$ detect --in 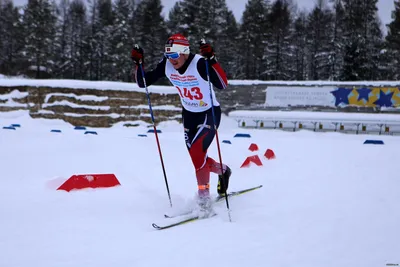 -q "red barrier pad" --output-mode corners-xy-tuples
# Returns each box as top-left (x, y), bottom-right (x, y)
(248, 143), (259, 152)
(57, 174), (120, 192)
(240, 155), (263, 168)
(264, 149), (276, 160)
